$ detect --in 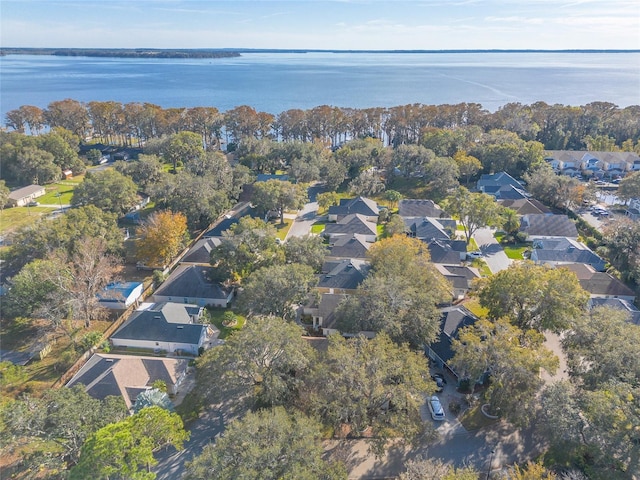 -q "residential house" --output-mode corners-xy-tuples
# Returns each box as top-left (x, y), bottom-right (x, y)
(530, 237), (606, 271)
(7, 184), (46, 207)
(110, 302), (210, 356)
(97, 282), (144, 310)
(323, 214), (378, 243)
(326, 234), (372, 261)
(152, 265), (234, 307)
(327, 196), (379, 222)
(203, 216), (239, 238)
(434, 264), (481, 301)
(544, 151), (587, 176)
(498, 198), (551, 216)
(426, 239), (467, 265)
(589, 297), (640, 325)
(545, 151), (640, 177)
(425, 306), (479, 379)
(181, 237), (222, 264)
(519, 214), (578, 240)
(398, 199), (445, 218)
(317, 259), (370, 294)
(303, 293), (349, 336)
(561, 264), (636, 302)
(477, 172), (523, 195)
(66, 353), (190, 410)
(626, 198), (640, 220)
(403, 217), (456, 242)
